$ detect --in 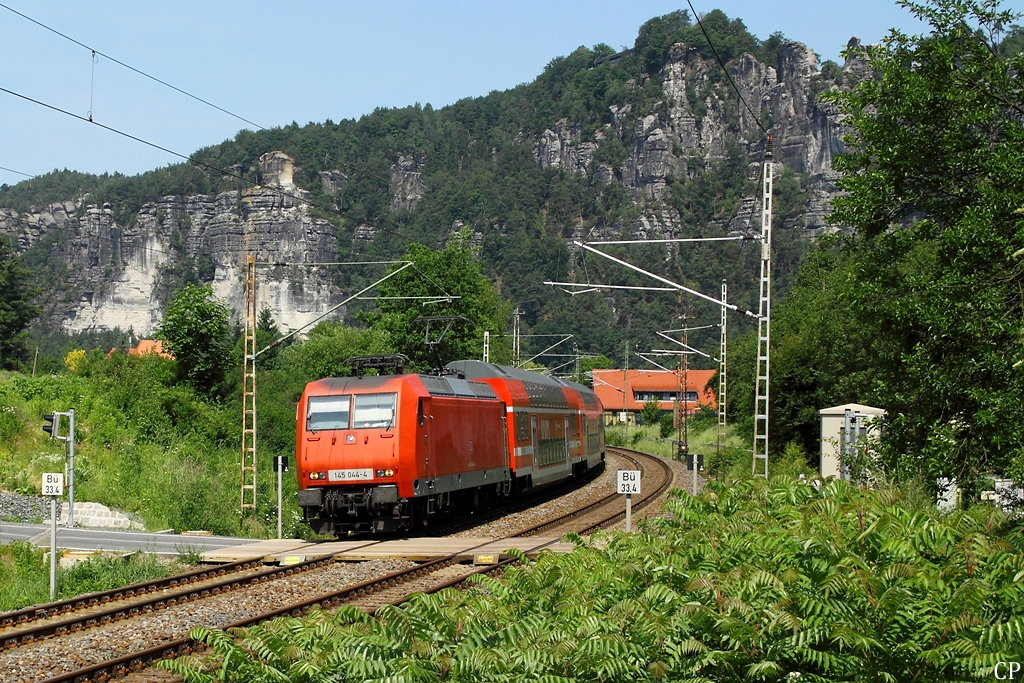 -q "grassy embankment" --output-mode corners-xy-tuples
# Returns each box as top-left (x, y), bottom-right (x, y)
(163, 475), (1024, 681)
(0, 350), (307, 612)
(0, 542), (197, 611)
